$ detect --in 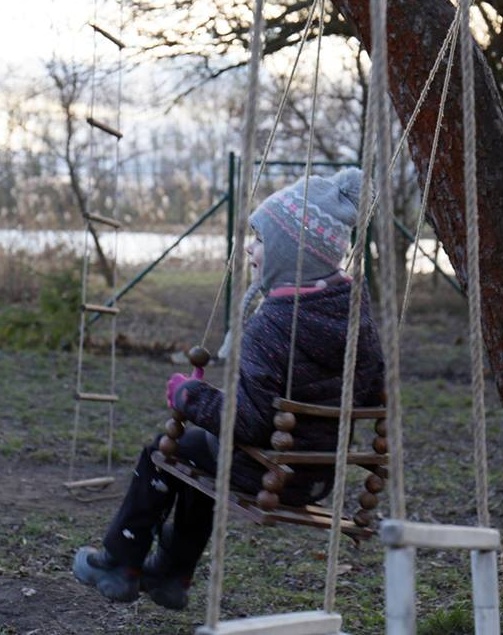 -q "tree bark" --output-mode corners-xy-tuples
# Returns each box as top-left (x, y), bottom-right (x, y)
(333, 0), (503, 401)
